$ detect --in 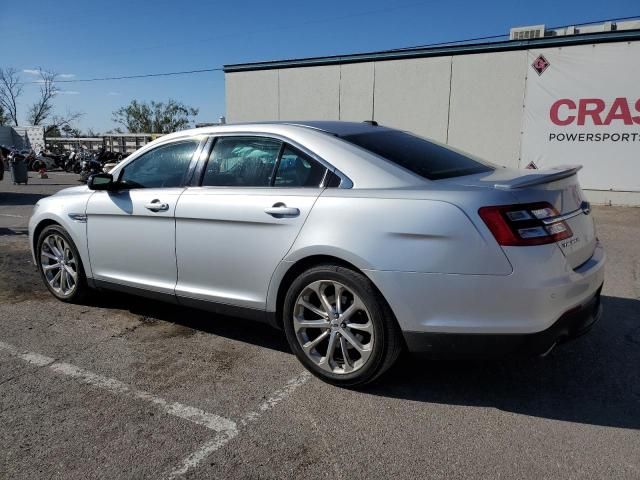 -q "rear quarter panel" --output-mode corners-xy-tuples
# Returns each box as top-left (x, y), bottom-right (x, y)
(281, 191), (513, 275)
